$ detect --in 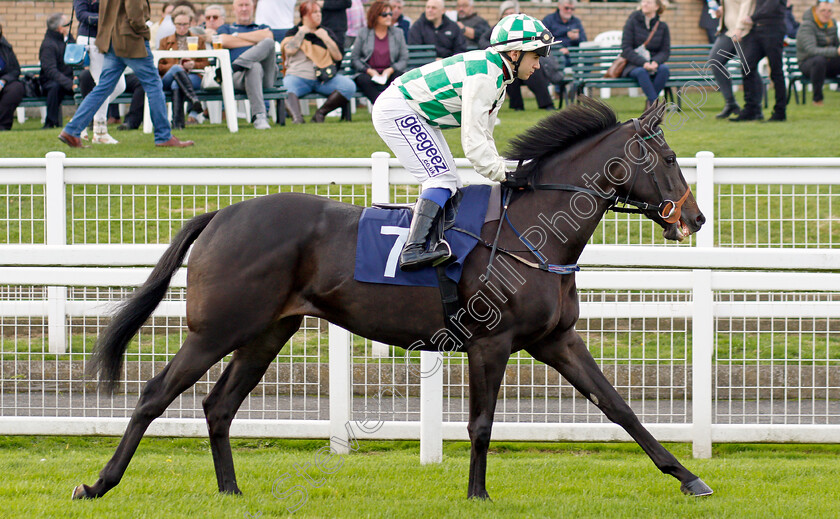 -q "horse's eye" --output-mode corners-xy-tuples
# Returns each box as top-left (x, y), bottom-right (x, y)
(665, 155), (676, 165)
